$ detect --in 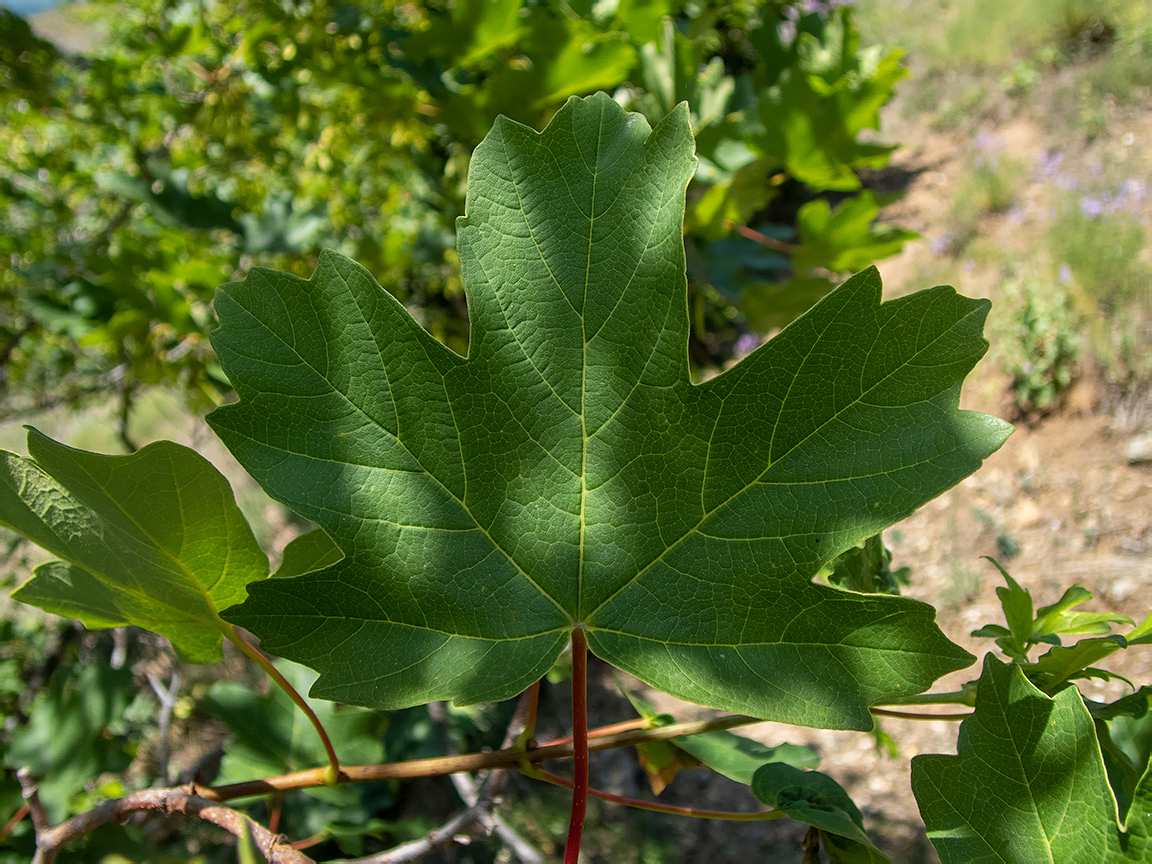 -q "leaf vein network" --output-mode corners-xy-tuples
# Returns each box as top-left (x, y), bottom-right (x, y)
(498, 127), (583, 322)
(225, 293), (571, 621)
(575, 106), (600, 622)
(301, 502), (481, 532)
(547, 144), (592, 222)
(63, 452), (223, 618)
(585, 301), (979, 622)
(275, 606), (570, 642)
(588, 627), (948, 654)
(583, 288), (673, 443)
(1000, 692), (1057, 863)
(469, 235), (581, 423)
(335, 262), (407, 448)
(583, 163), (669, 348)
(58, 557), (220, 627)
